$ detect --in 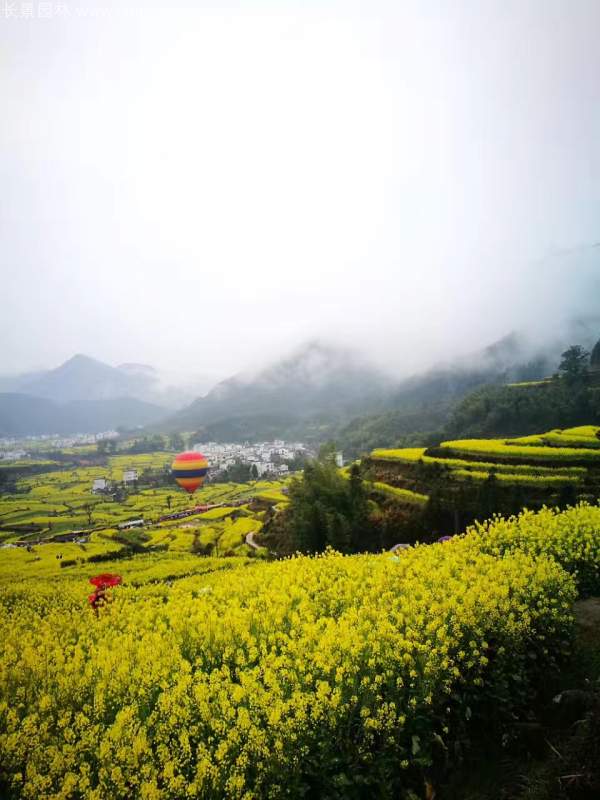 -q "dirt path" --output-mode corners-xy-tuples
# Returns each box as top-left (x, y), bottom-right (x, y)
(245, 531), (261, 550)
